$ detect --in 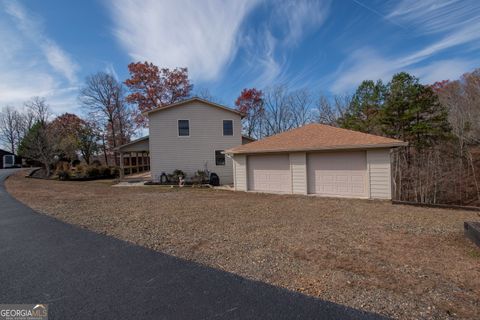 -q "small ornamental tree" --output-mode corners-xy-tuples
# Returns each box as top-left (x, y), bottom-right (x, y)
(76, 121), (99, 165)
(18, 122), (58, 177)
(235, 88), (264, 139)
(125, 62), (192, 126)
(50, 113), (85, 161)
